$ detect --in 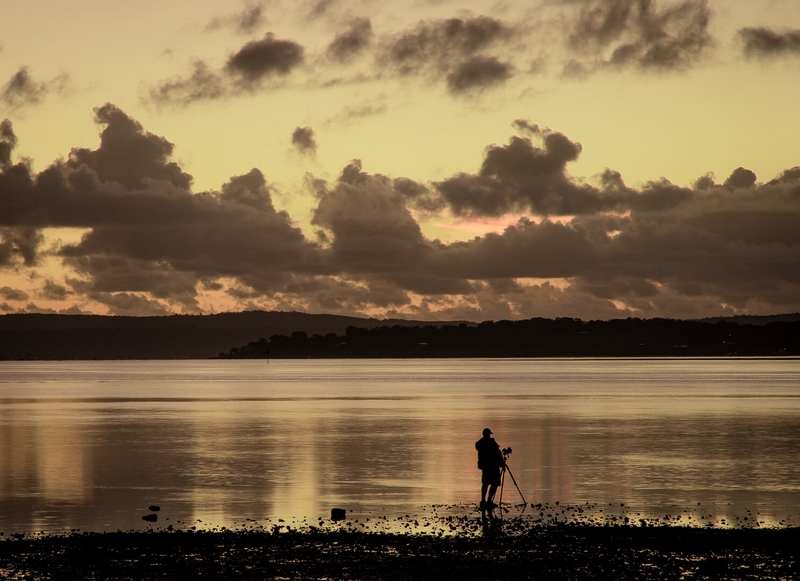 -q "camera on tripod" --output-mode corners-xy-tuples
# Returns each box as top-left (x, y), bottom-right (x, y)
(501, 447), (512, 459)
